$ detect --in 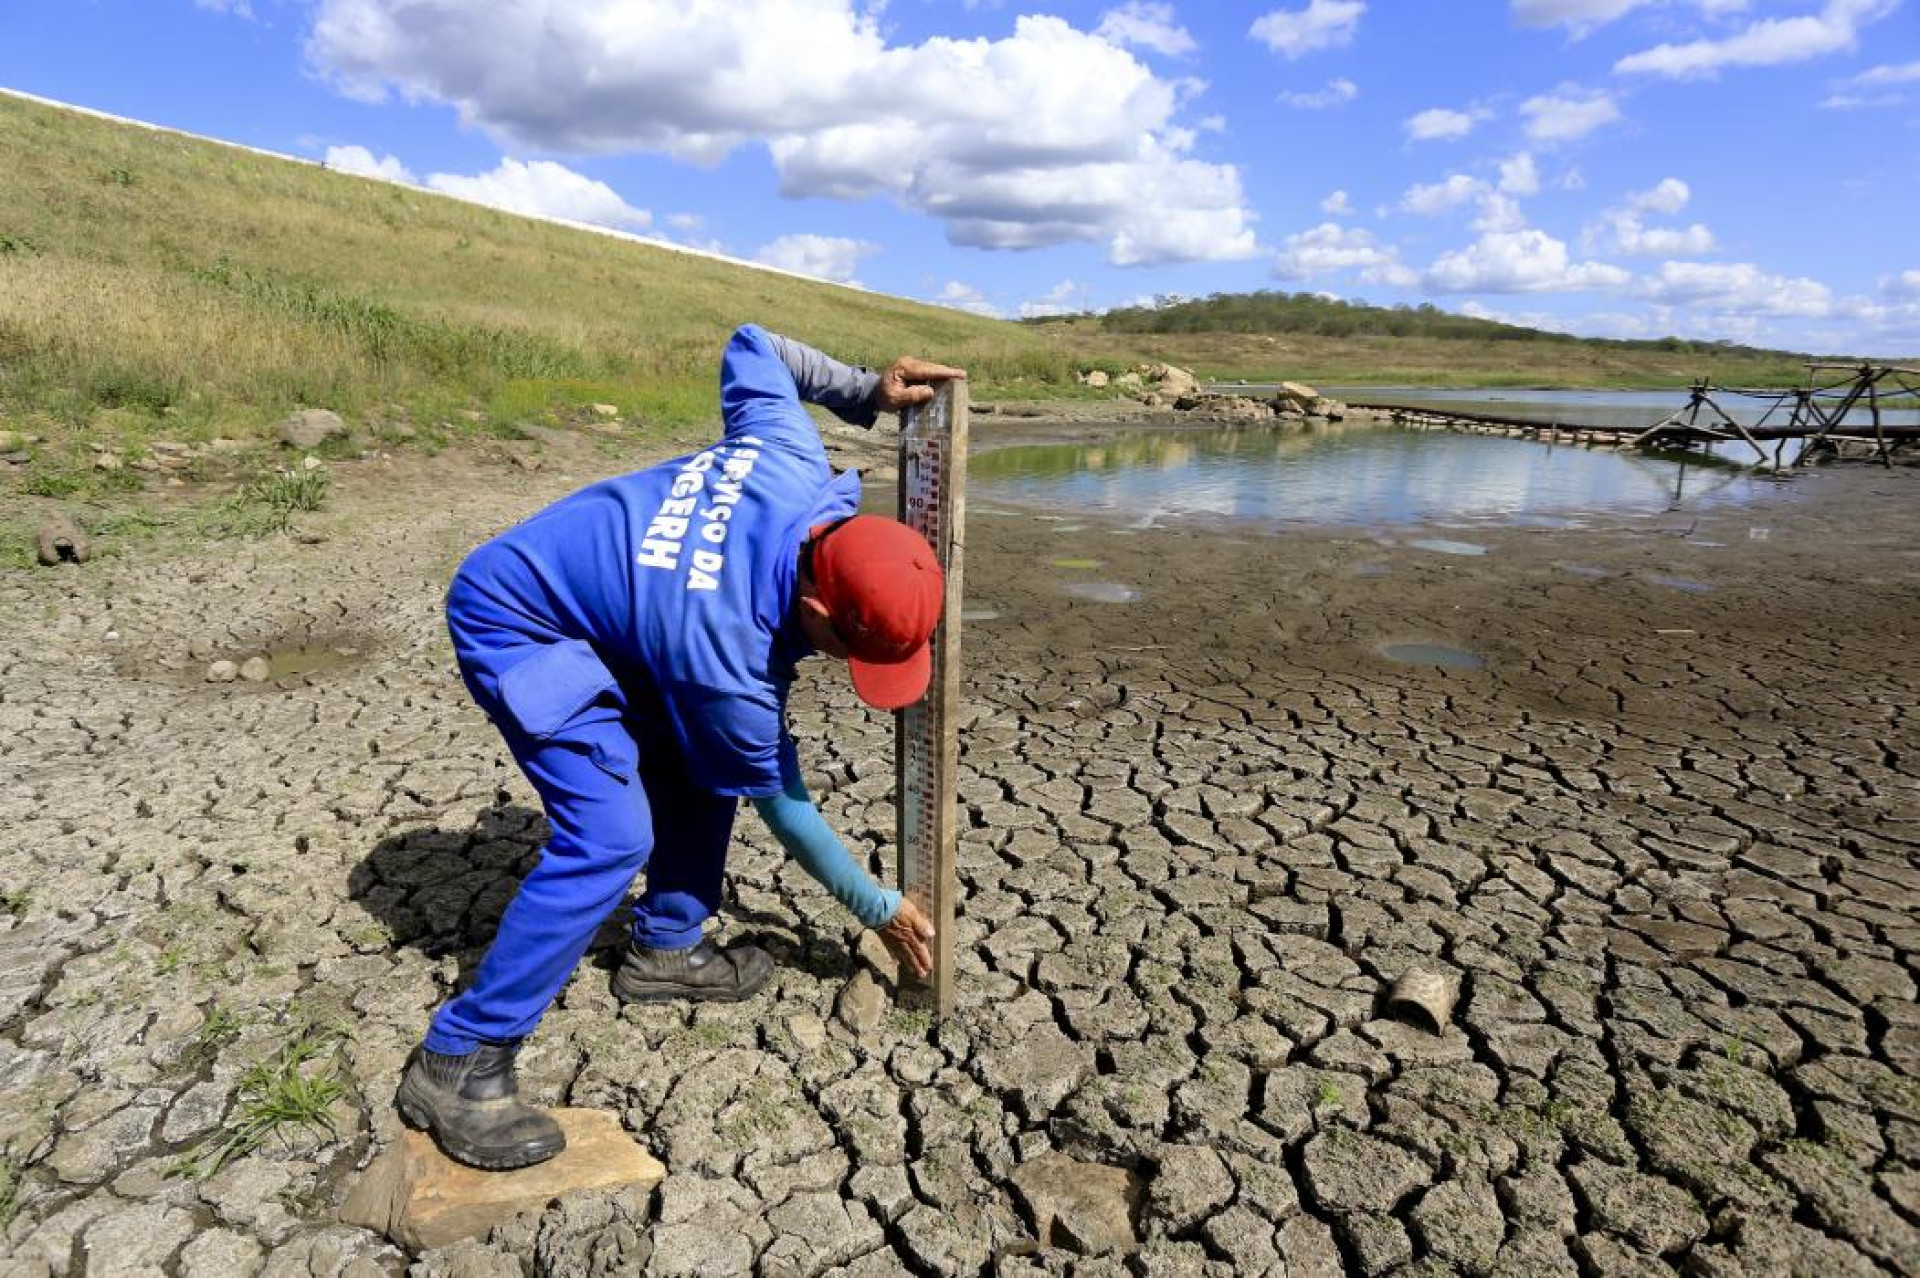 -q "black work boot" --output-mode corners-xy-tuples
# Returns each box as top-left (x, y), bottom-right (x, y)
(395, 1042), (566, 1171)
(612, 936), (774, 1004)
